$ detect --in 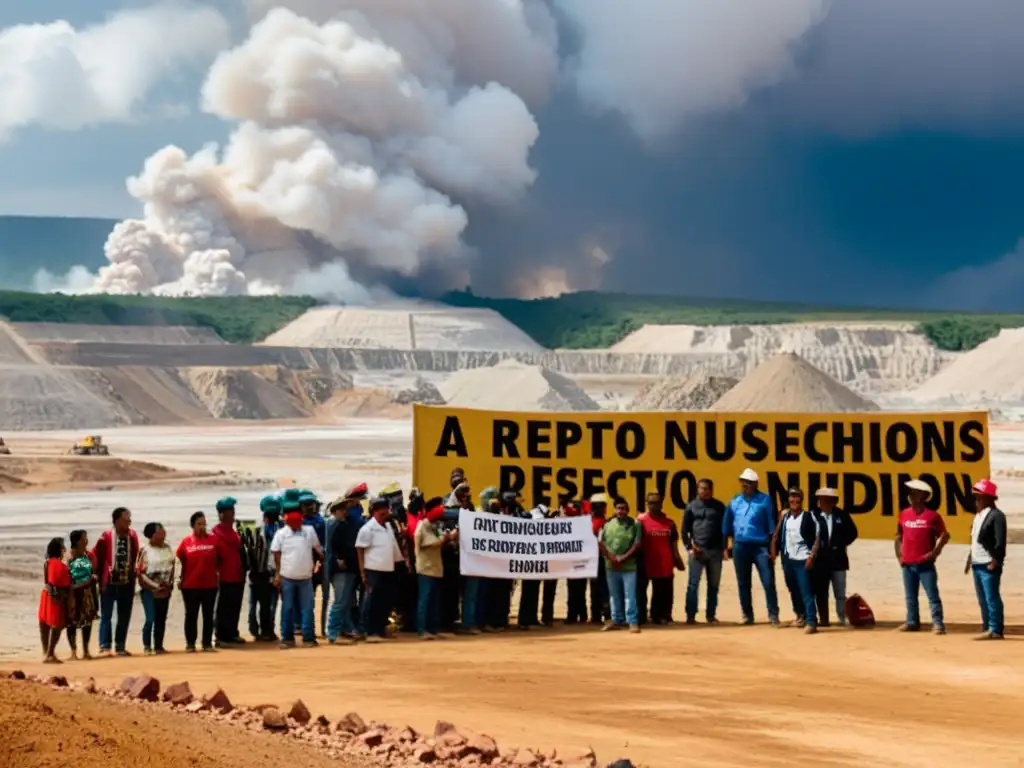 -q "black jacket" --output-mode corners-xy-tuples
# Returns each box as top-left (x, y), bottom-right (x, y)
(774, 512), (820, 563)
(683, 498), (725, 551)
(812, 507), (858, 571)
(974, 506), (1007, 564)
(327, 516), (360, 577)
